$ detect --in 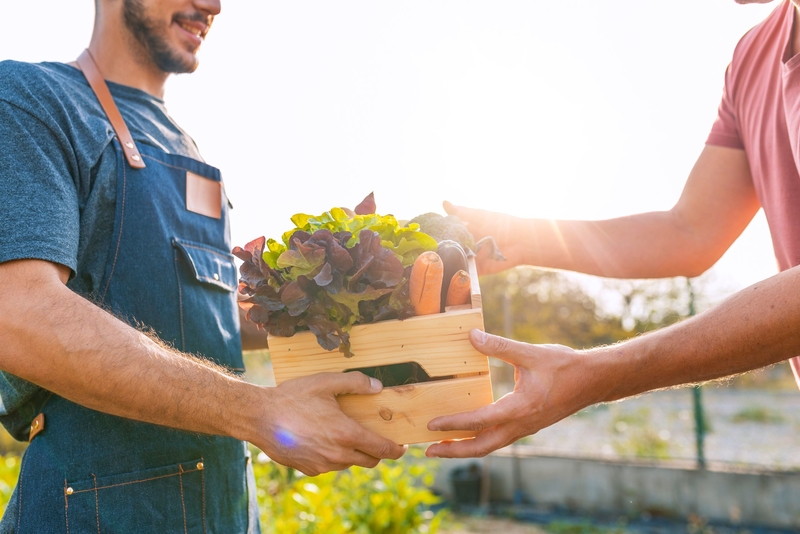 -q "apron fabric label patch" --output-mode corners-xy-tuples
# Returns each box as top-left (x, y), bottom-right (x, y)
(186, 171), (222, 219)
